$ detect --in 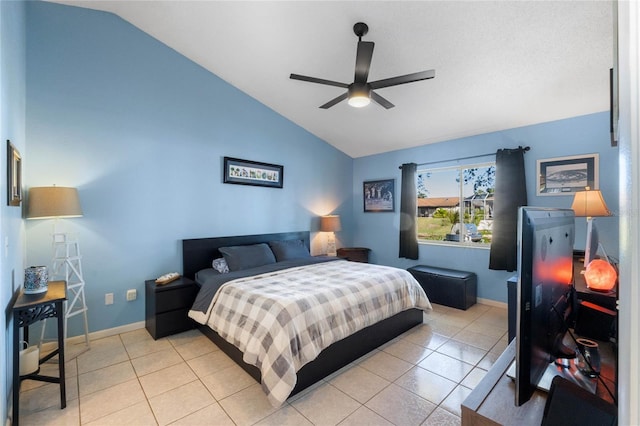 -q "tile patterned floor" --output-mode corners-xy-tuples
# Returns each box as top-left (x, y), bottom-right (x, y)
(18, 303), (508, 425)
